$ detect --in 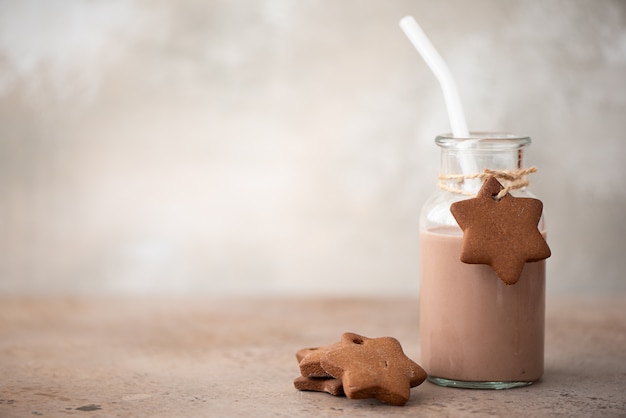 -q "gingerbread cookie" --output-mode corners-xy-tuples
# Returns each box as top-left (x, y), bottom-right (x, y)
(320, 333), (426, 406)
(450, 176), (551, 285)
(293, 375), (344, 396)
